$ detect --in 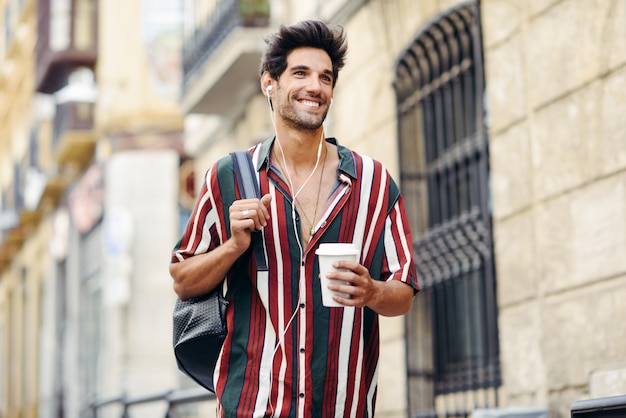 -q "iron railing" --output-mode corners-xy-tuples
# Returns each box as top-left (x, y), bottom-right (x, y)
(396, 1), (500, 416)
(35, 0), (98, 93)
(87, 387), (216, 418)
(181, 0), (240, 89)
(181, 0), (270, 90)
